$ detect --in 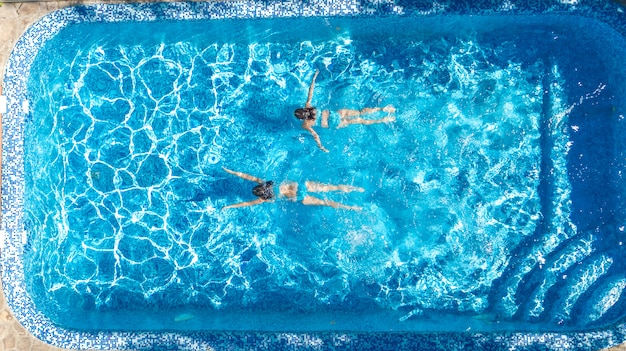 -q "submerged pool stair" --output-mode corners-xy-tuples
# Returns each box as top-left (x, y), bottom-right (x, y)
(489, 62), (626, 329)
